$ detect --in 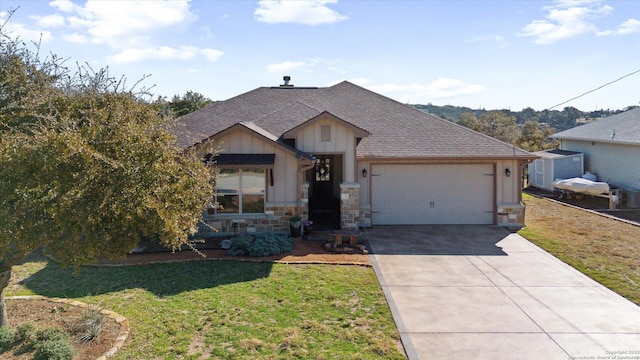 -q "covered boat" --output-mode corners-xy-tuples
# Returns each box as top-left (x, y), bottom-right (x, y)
(552, 177), (610, 195)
